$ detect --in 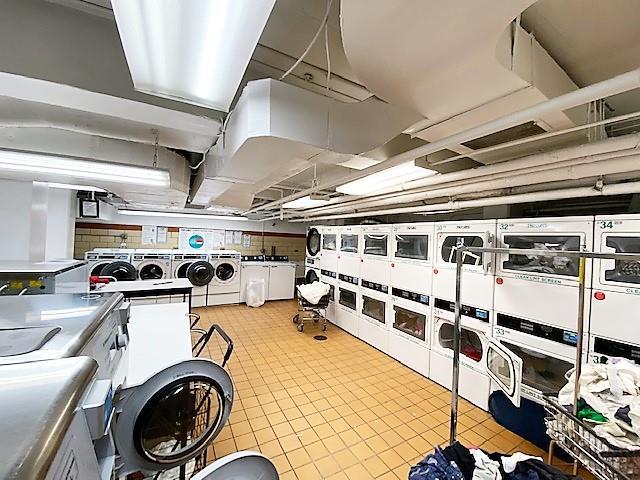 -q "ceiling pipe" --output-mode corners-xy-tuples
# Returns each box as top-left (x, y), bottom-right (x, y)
(290, 180), (640, 222)
(247, 67), (640, 214)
